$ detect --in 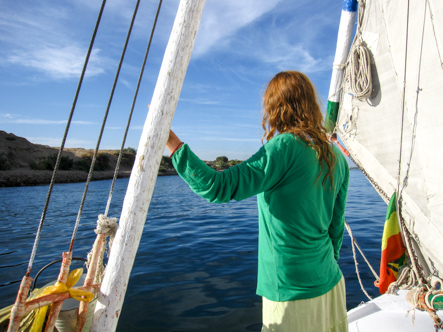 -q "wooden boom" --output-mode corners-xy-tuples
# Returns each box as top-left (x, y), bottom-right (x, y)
(89, 1), (206, 331)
